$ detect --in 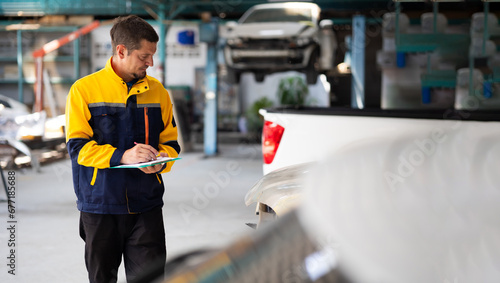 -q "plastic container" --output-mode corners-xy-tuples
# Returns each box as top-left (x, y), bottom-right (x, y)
(471, 13), (499, 35)
(382, 12), (409, 37)
(421, 13), (447, 34)
(177, 30), (195, 45)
